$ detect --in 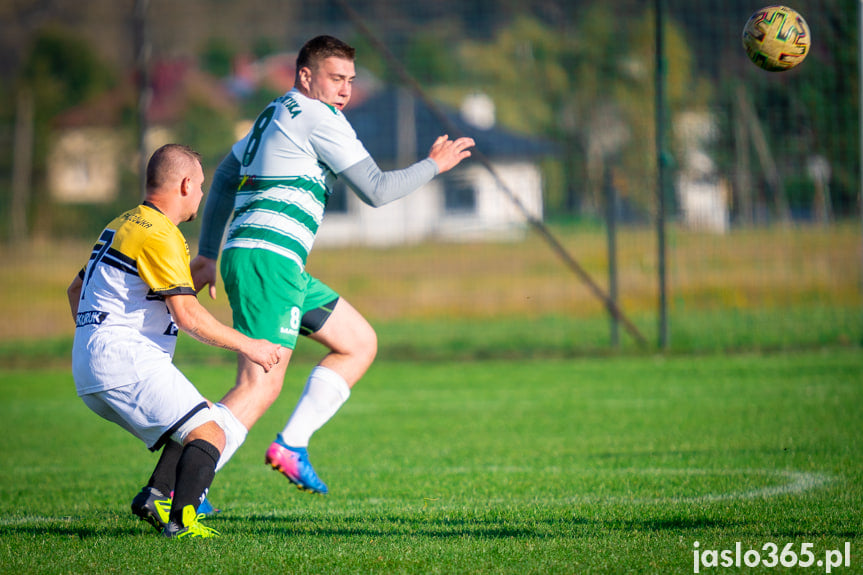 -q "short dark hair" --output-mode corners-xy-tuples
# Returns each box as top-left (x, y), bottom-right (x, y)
(146, 144), (201, 191)
(296, 35), (355, 72)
